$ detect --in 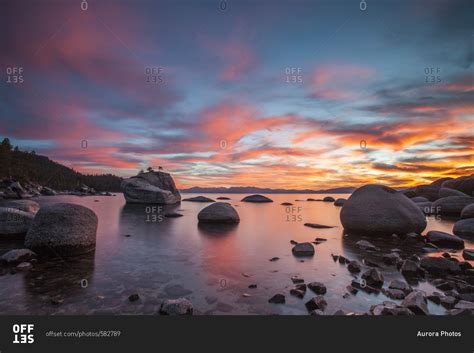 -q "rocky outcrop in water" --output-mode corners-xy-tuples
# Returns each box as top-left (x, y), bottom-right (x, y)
(121, 171), (181, 204)
(241, 194), (273, 203)
(340, 184), (427, 236)
(25, 203), (98, 256)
